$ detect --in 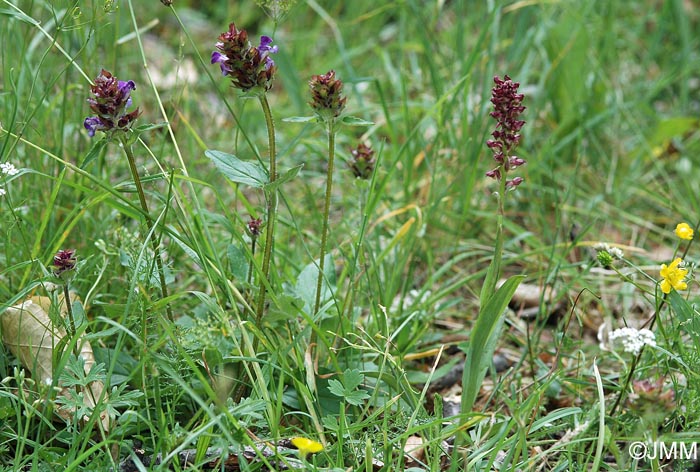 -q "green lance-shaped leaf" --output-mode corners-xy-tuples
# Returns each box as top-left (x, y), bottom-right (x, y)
(461, 274), (525, 414)
(264, 164), (304, 193)
(205, 150), (269, 188)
